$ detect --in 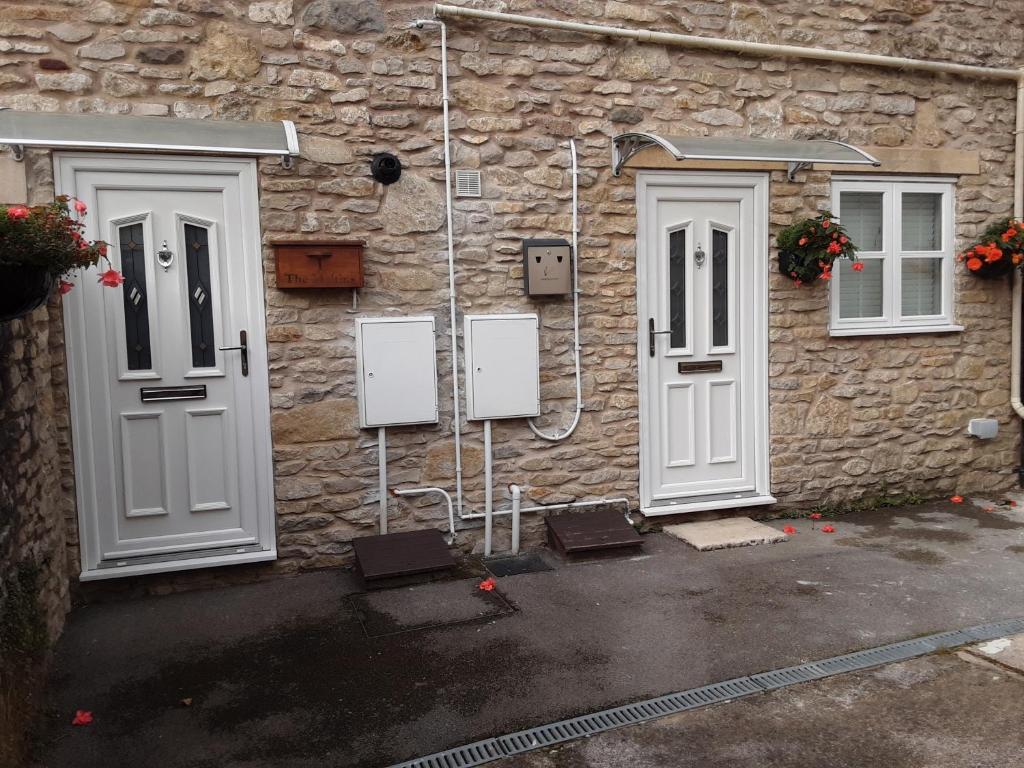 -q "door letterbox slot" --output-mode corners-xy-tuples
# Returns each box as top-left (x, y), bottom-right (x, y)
(677, 361), (723, 374)
(140, 385), (207, 402)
